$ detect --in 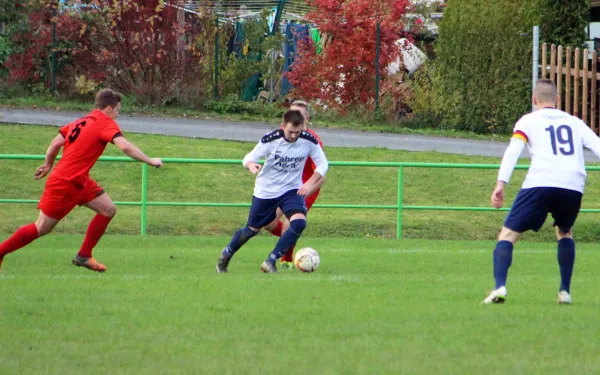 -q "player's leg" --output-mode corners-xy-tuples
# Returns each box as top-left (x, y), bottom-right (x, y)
(550, 188), (582, 305)
(72, 187), (116, 272)
(0, 178), (75, 270)
(555, 227), (574, 304)
(264, 208), (286, 237)
(280, 194), (317, 266)
(482, 227), (521, 304)
(483, 188), (547, 304)
(261, 191), (307, 273)
(217, 196), (276, 273)
(266, 214), (295, 269)
(0, 211), (58, 270)
(278, 217), (295, 267)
